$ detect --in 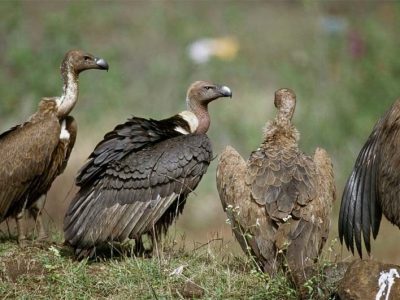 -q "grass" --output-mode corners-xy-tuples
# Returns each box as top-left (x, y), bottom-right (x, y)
(0, 234), (299, 299)
(0, 230), (348, 299)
